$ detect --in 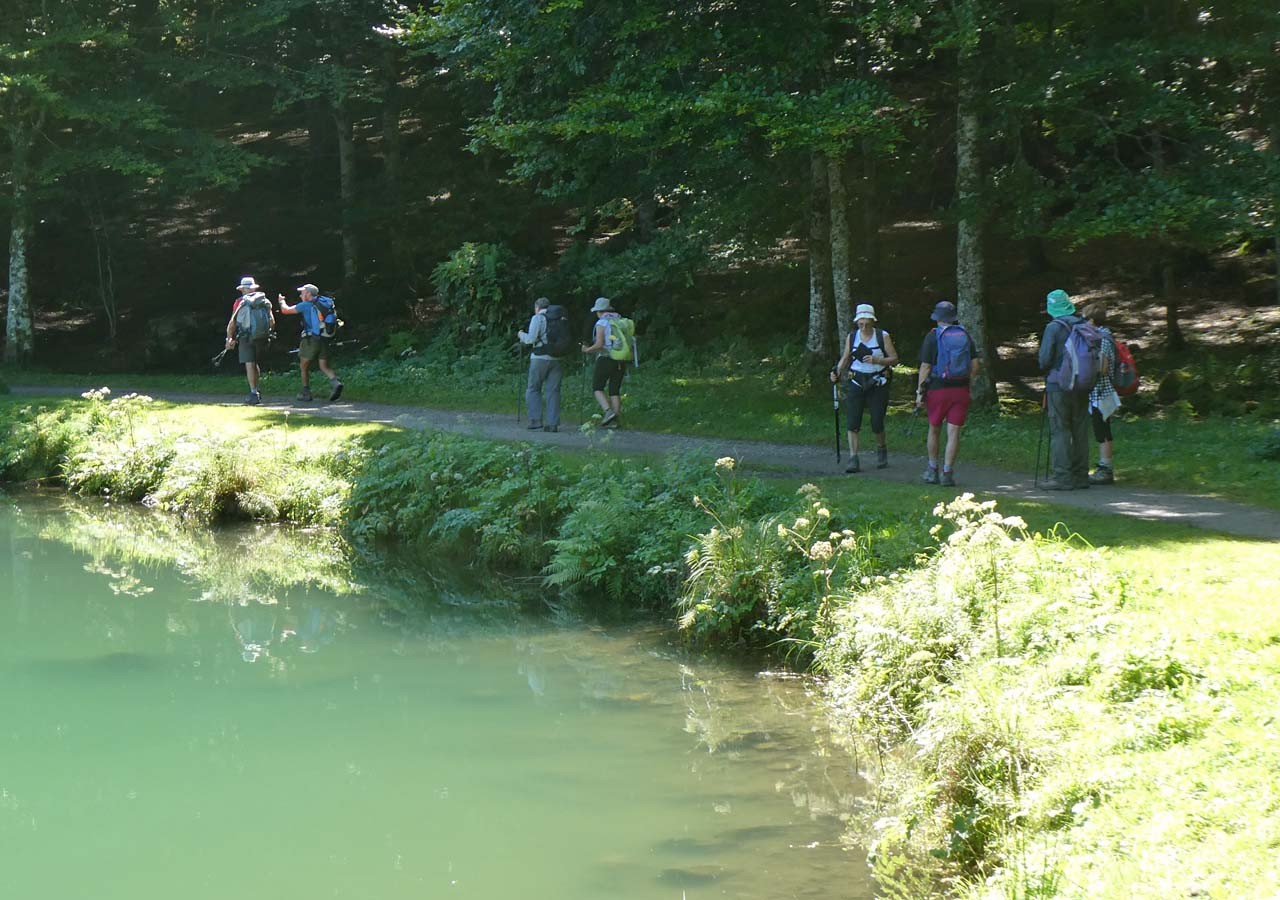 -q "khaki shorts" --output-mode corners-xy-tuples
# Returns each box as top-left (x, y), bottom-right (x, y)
(238, 337), (266, 364)
(298, 335), (327, 363)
